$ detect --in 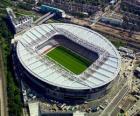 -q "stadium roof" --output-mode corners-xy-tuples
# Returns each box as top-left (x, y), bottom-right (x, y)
(16, 23), (121, 90)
